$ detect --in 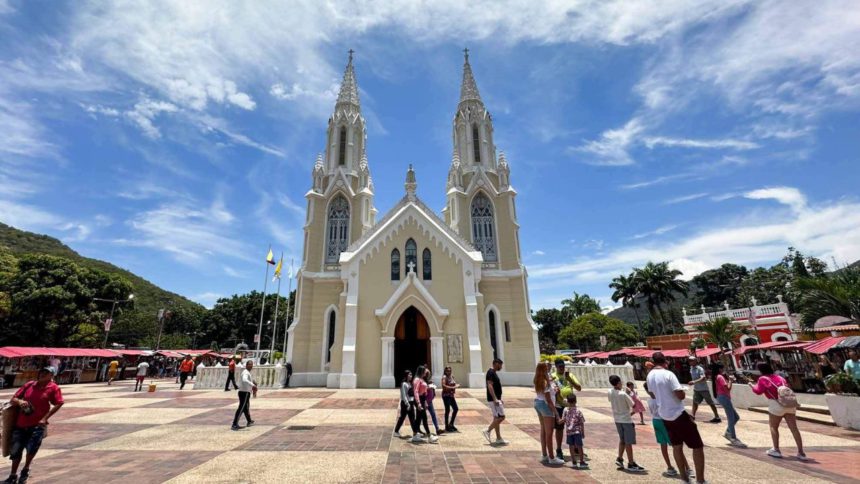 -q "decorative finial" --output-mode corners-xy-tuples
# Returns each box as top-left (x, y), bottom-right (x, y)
(314, 152), (324, 169)
(463, 47), (469, 62)
(336, 50), (360, 108)
(405, 164), (417, 200)
(348, 48), (354, 63)
(459, 48), (482, 105)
